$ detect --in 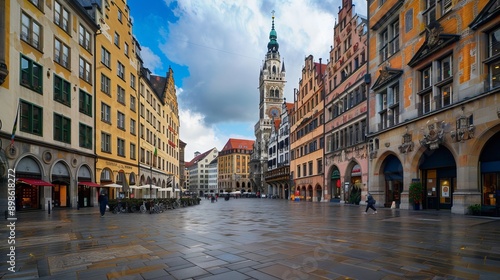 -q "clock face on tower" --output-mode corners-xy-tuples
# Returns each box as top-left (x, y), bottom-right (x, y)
(267, 106), (280, 118)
